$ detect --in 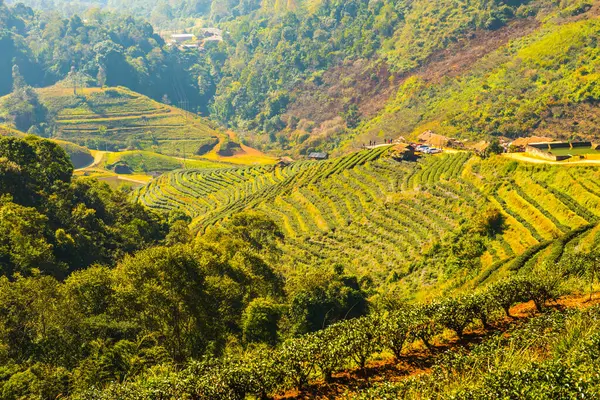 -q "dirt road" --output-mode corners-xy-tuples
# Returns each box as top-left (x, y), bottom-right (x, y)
(503, 153), (600, 165)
